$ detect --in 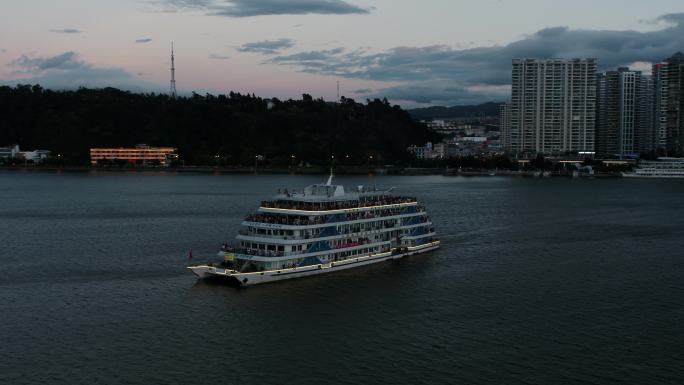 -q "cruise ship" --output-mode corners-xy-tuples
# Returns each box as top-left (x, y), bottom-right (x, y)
(622, 158), (684, 178)
(188, 174), (440, 286)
